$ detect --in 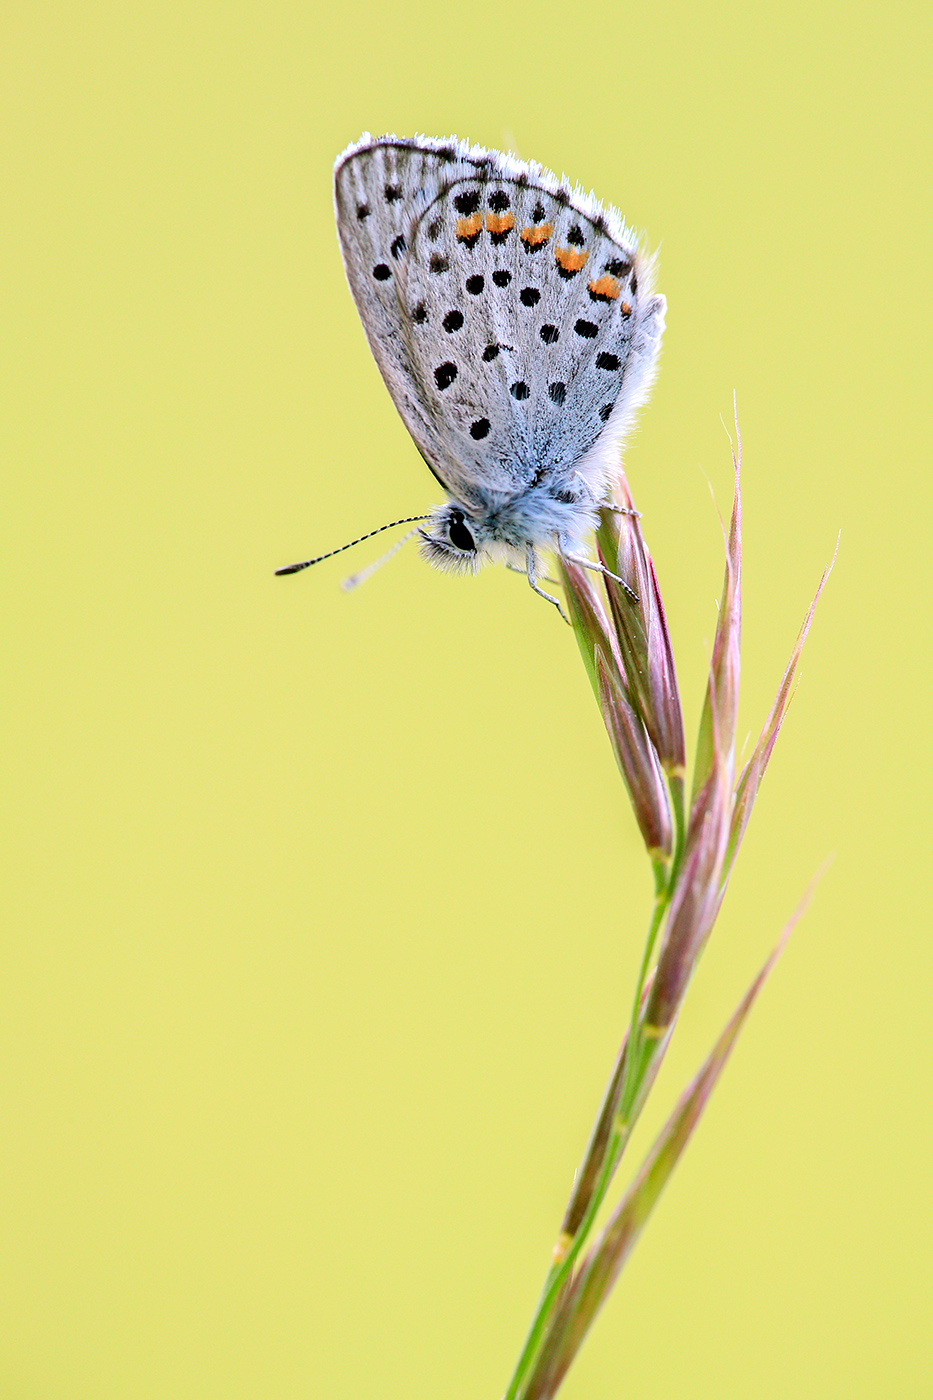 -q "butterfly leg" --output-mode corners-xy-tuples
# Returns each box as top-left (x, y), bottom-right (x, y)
(526, 544), (570, 624)
(600, 503), (642, 519)
(561, 553), (639, 605)
(569, 472), (641, 520)
(506, 561), (560, 586)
